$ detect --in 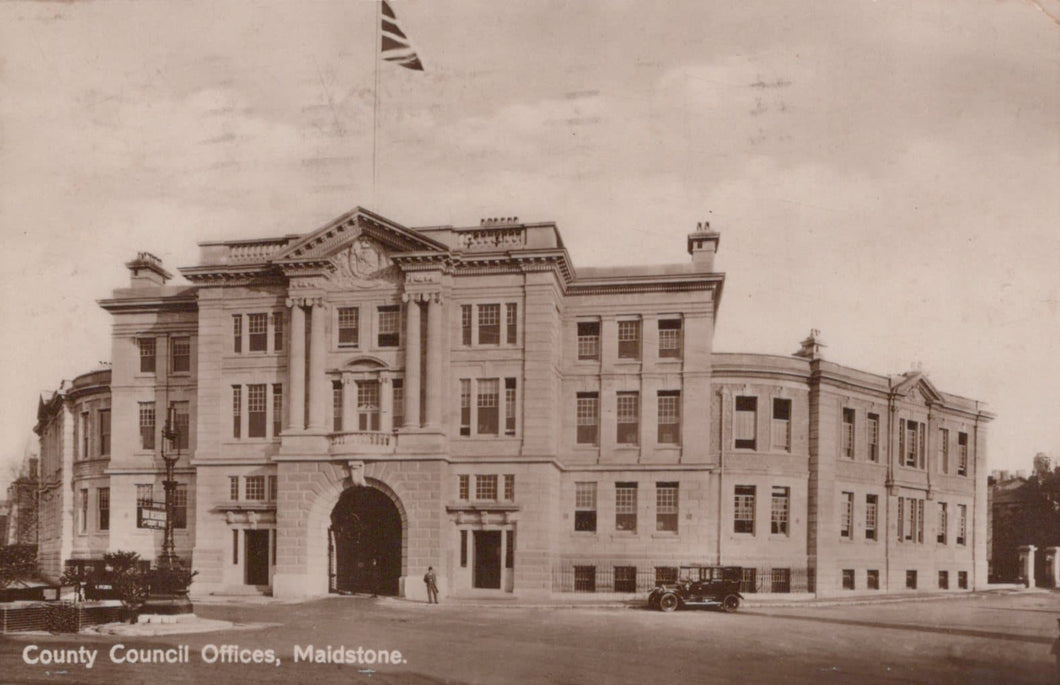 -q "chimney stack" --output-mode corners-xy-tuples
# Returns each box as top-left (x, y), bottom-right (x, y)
(793, 329), (826, 361)
(687, 219), (721, 272)
(125, 252), (172, 288)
